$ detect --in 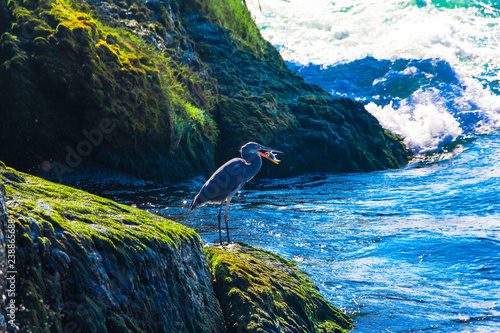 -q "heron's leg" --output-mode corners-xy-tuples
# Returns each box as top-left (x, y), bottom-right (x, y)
(217, 202), (224, 245)
(224, 197), (232, 244)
